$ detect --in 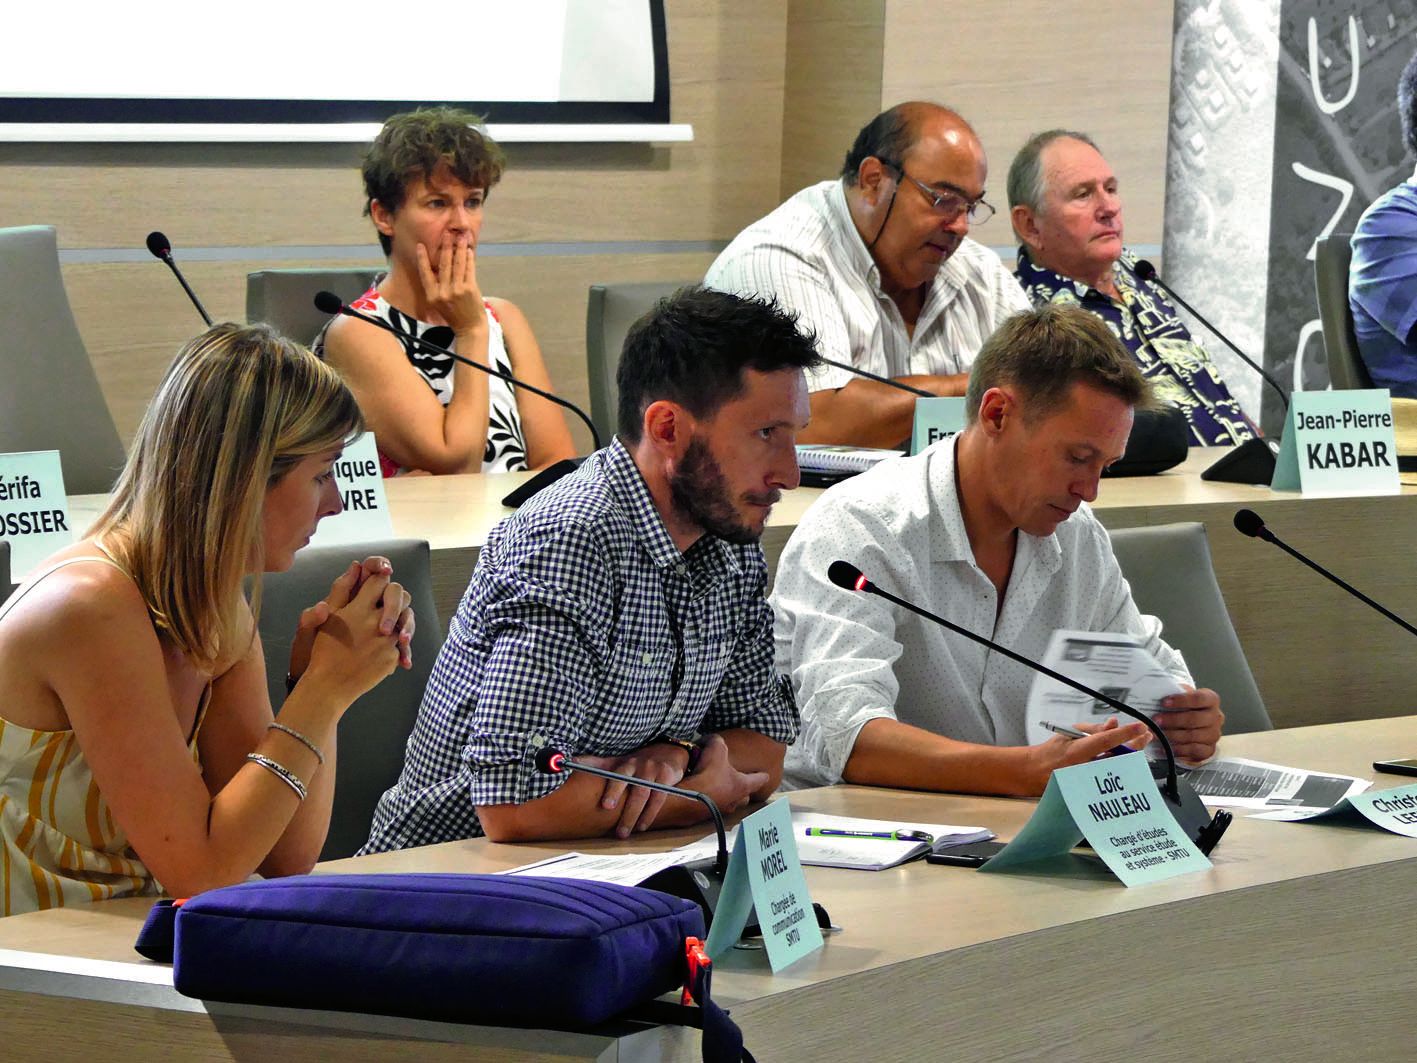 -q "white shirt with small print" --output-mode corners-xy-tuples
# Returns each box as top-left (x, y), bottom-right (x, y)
(705, 180), (1030, 391)
(770, 435), (1192, 788)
